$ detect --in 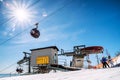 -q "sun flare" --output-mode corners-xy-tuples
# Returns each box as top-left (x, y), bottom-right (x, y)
(4, 0), (37, 28)
(13, 8), (30, 22)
